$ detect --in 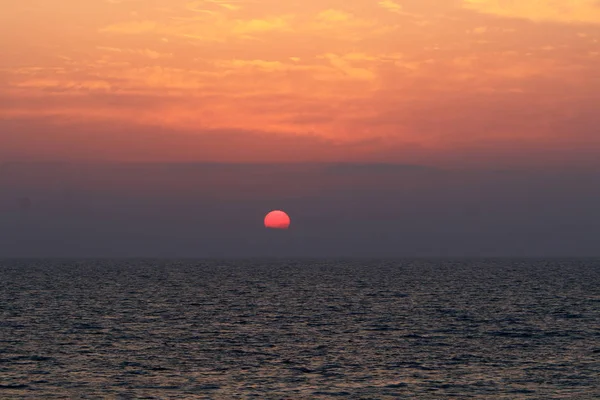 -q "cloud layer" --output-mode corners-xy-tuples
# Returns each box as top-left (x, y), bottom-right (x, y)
(1, 0), (599, 166)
